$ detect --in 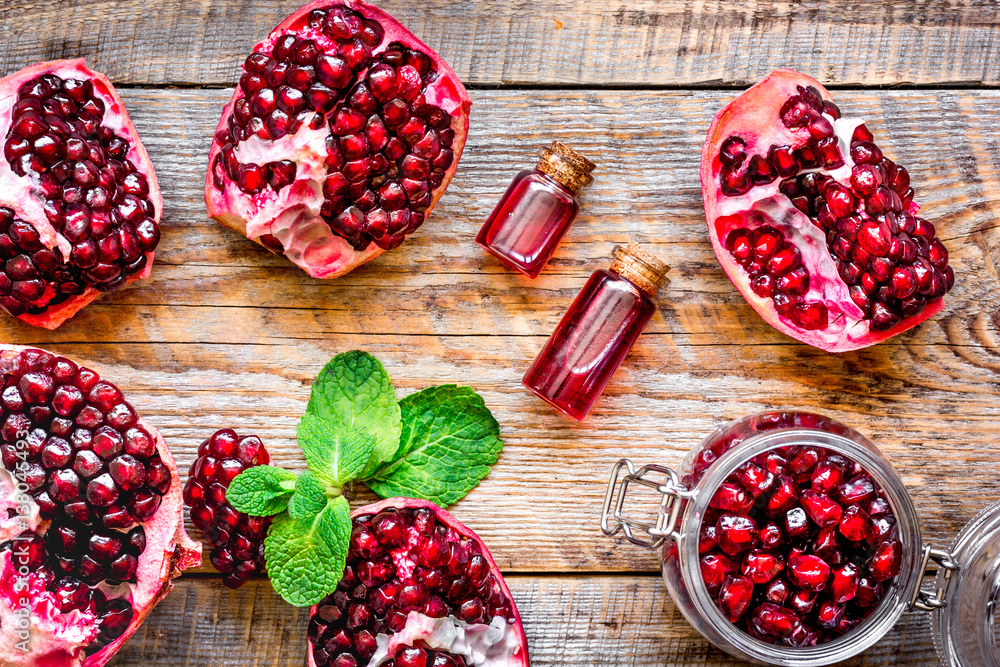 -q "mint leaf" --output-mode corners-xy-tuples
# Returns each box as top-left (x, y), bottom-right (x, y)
(287, 471), (329, 520)
(226, 466), (296, 517)
(264, 495), (351, 607)
(306, 351), (401, 478)
(366, 385), (503, 507)
(298, 413), (377, 490)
